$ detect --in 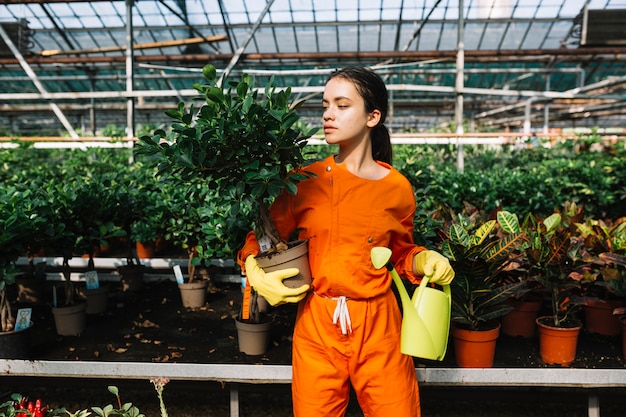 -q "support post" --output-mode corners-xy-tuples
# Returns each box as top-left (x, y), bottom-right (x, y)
(455, 0), (465, 173)
(126, 0), (135, 140)
(230, 385), (240, 417)
(588, 390), (600, 417)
